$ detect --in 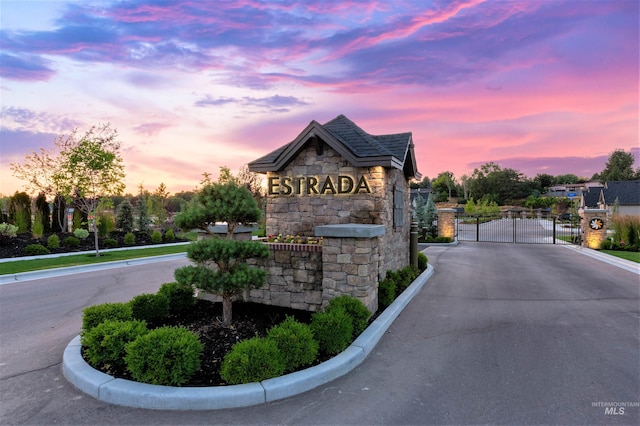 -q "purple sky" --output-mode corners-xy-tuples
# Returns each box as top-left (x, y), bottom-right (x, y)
(1, 0), (638, 195)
